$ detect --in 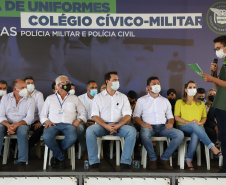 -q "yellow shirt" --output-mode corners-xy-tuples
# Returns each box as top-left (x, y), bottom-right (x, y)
(174, 99), (207, 126)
